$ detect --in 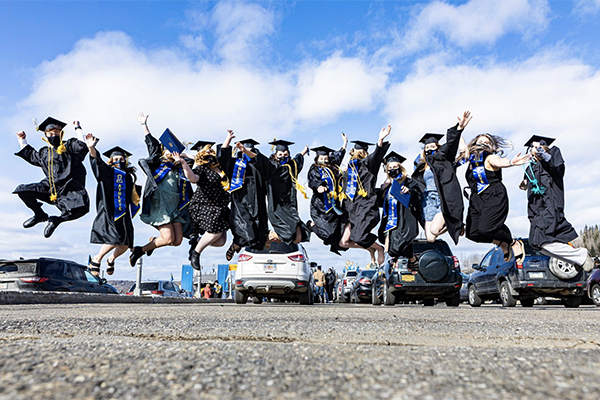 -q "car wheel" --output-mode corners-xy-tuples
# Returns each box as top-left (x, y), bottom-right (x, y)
(372, 284), (381, 306)
(299, 288), (311, 305)
(499, 281), (517, 307)
(234, 291), (248, 305)
(548, 257), (579, 280)
(520, 298), (535, 307)
(468, 285), (482, 307)
(562, 296), (582, 308)
(445, 293), (460, 307)
(591, 284), (600, 307)
(383, 282), (395, 306)
(308, 287), (315, 305)
(423, 298), (435, 307)
(252, 296), (263, 305)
